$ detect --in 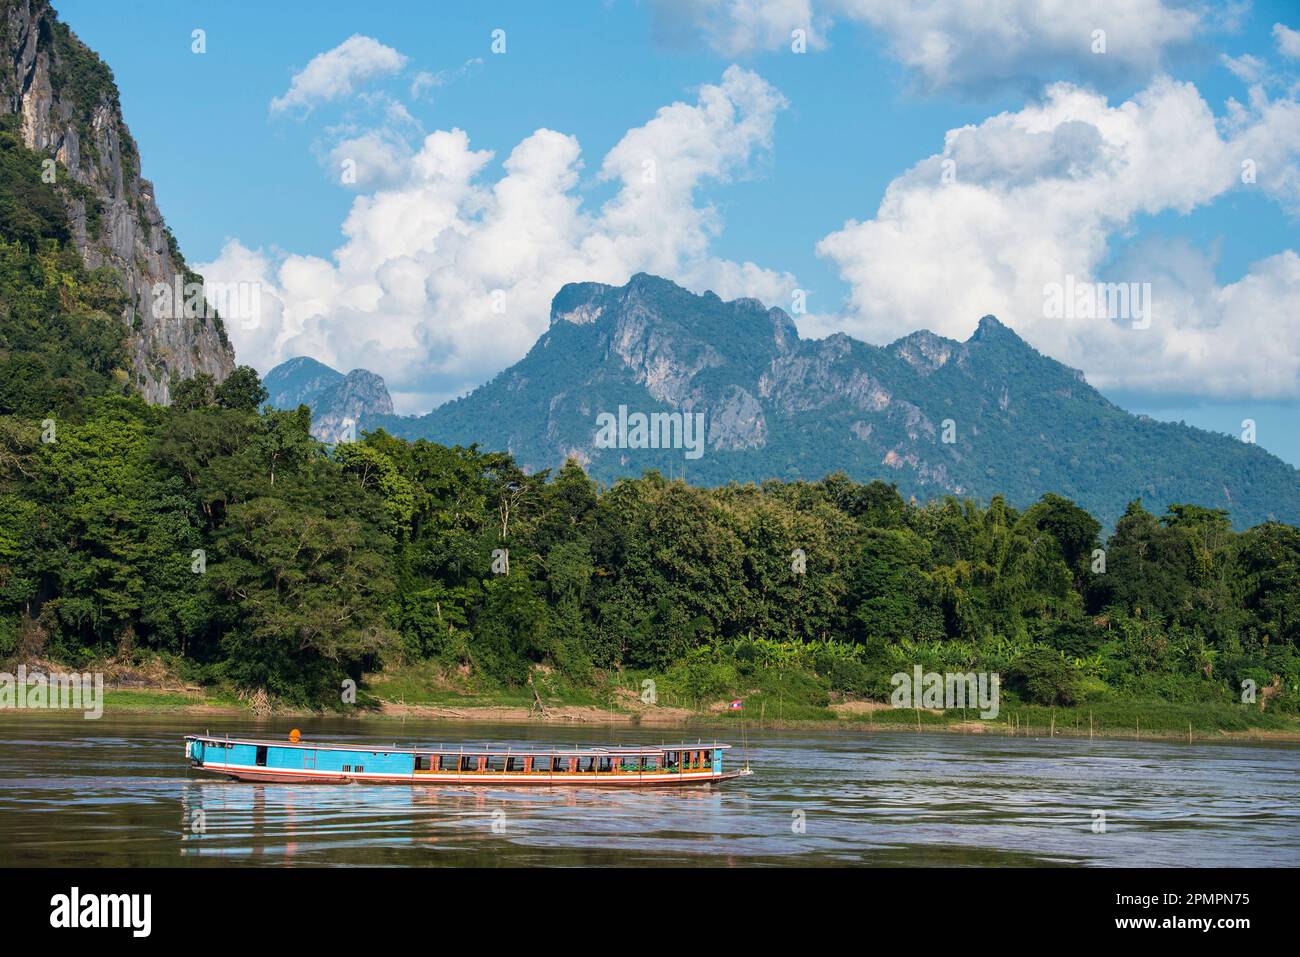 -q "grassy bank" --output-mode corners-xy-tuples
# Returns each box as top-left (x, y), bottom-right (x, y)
(818, 699), (1300, 739)
(101, 688), (244, 713)
(56, 661), (1300, 744)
